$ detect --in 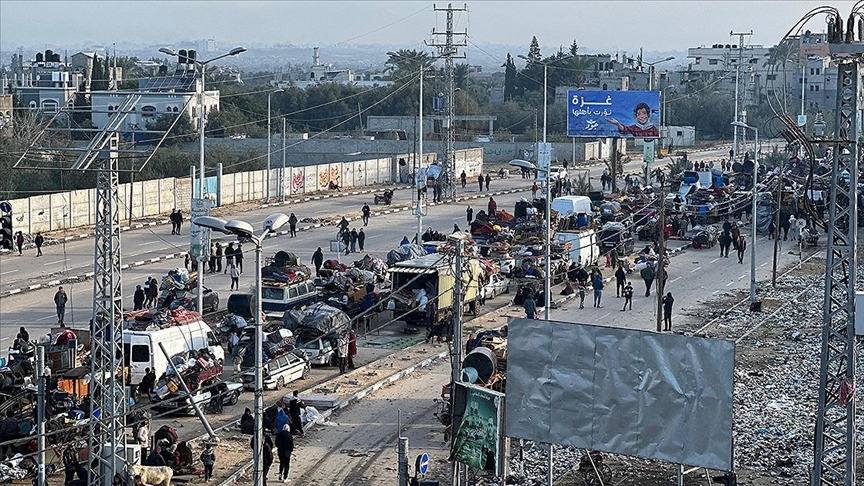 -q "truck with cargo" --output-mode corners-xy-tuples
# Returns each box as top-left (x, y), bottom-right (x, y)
(387, 253), (484, 327)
